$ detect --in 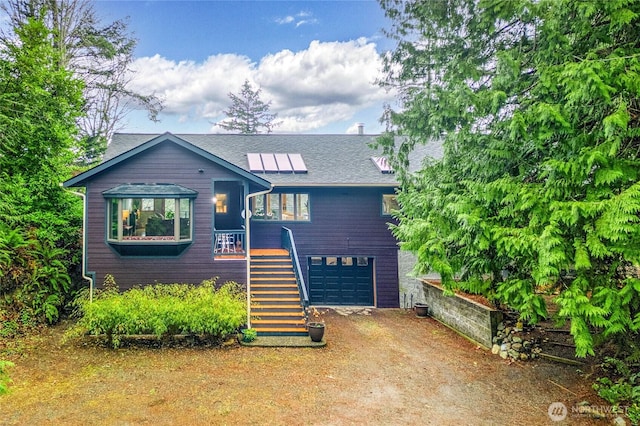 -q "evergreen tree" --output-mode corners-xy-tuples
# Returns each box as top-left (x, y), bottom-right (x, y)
(2, 0), (163, 166)
(219, 79), (279, 134)
(0, 12), (84, 322)
(0, 12), (84, 238)
(378, 0), (640, 356)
